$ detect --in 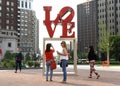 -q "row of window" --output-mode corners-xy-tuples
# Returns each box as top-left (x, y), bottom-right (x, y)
(0, 1), (14, 6)
(0, 25), (14, 30)
(98, 13), (120, 19)
(0, 6), (14, 12)
(20, 43), (32, 47)
(98, 6), (120, 13)
(18, 1), (31, 9)
(98, 0), (117, 6)
(1, 31), (17, 36)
